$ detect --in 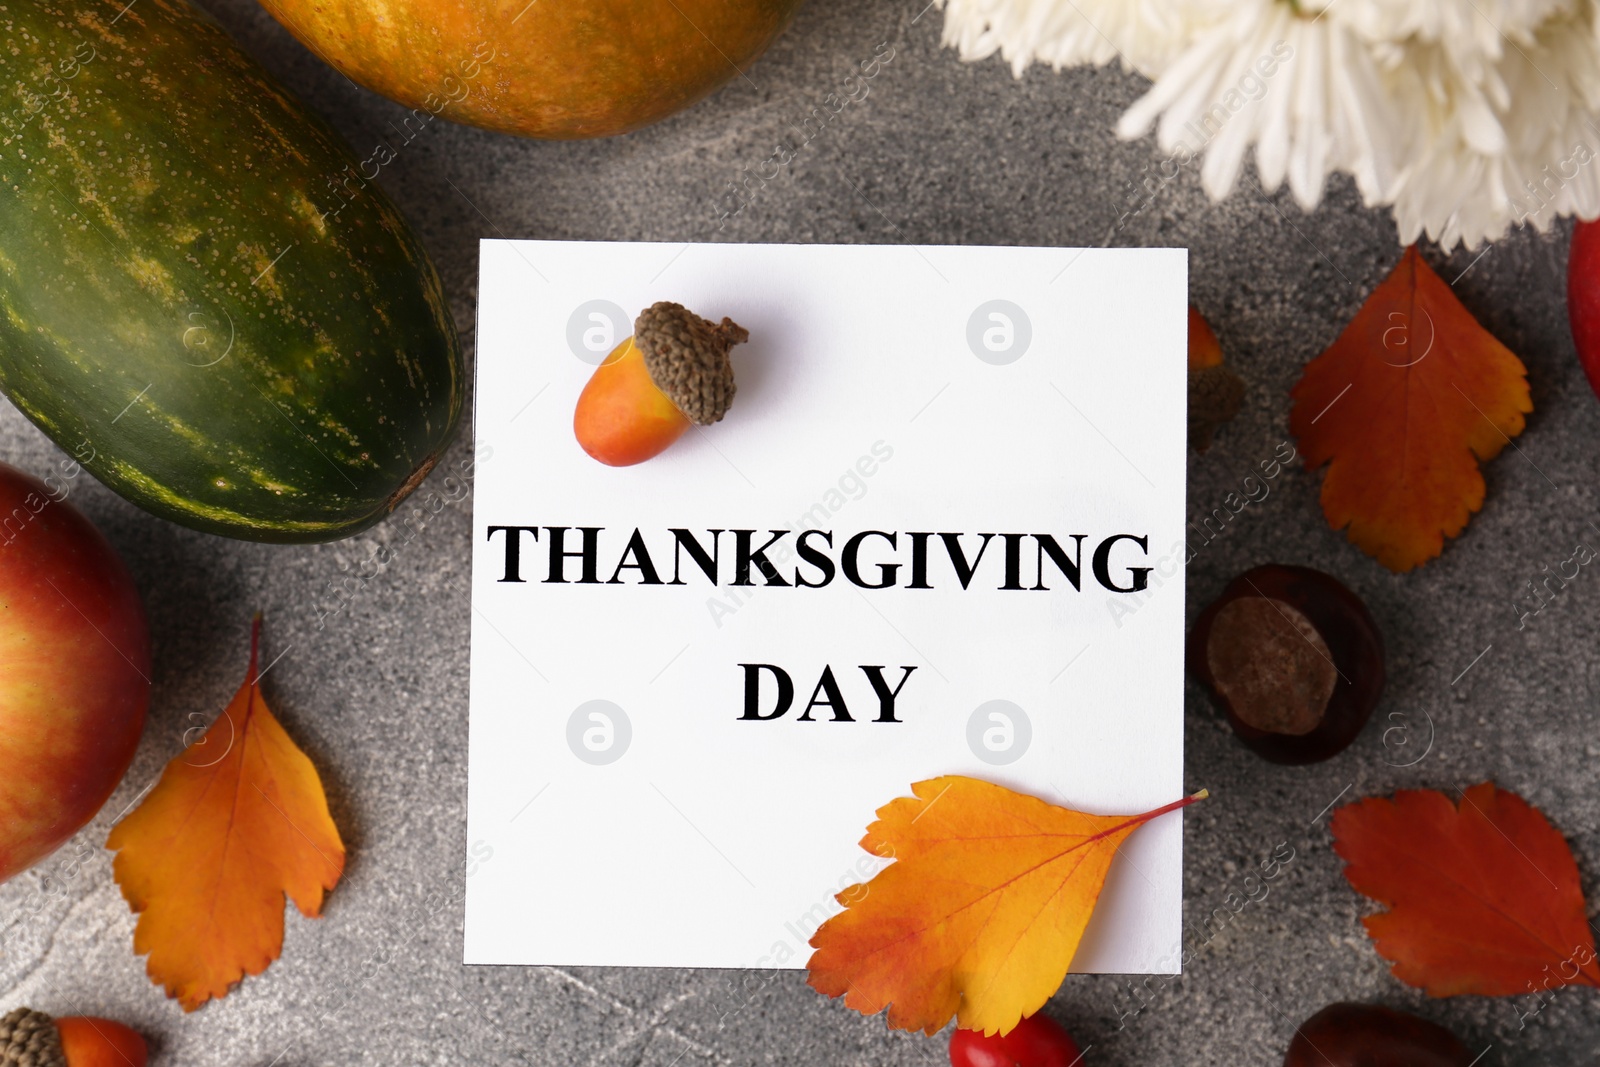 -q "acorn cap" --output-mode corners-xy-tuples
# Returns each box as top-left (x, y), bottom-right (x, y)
(634, 302), (747, 425)
(0, 1008), (64, 1067)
